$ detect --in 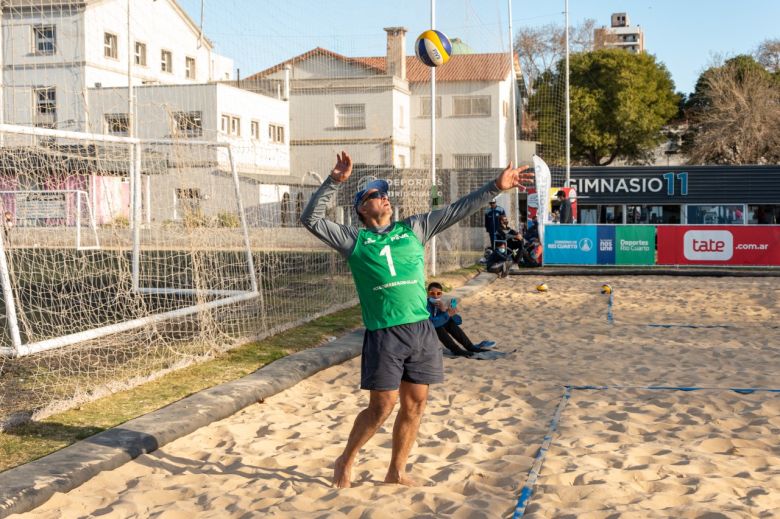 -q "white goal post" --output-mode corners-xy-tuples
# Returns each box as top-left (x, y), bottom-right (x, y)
(0, 123), (260, 358)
